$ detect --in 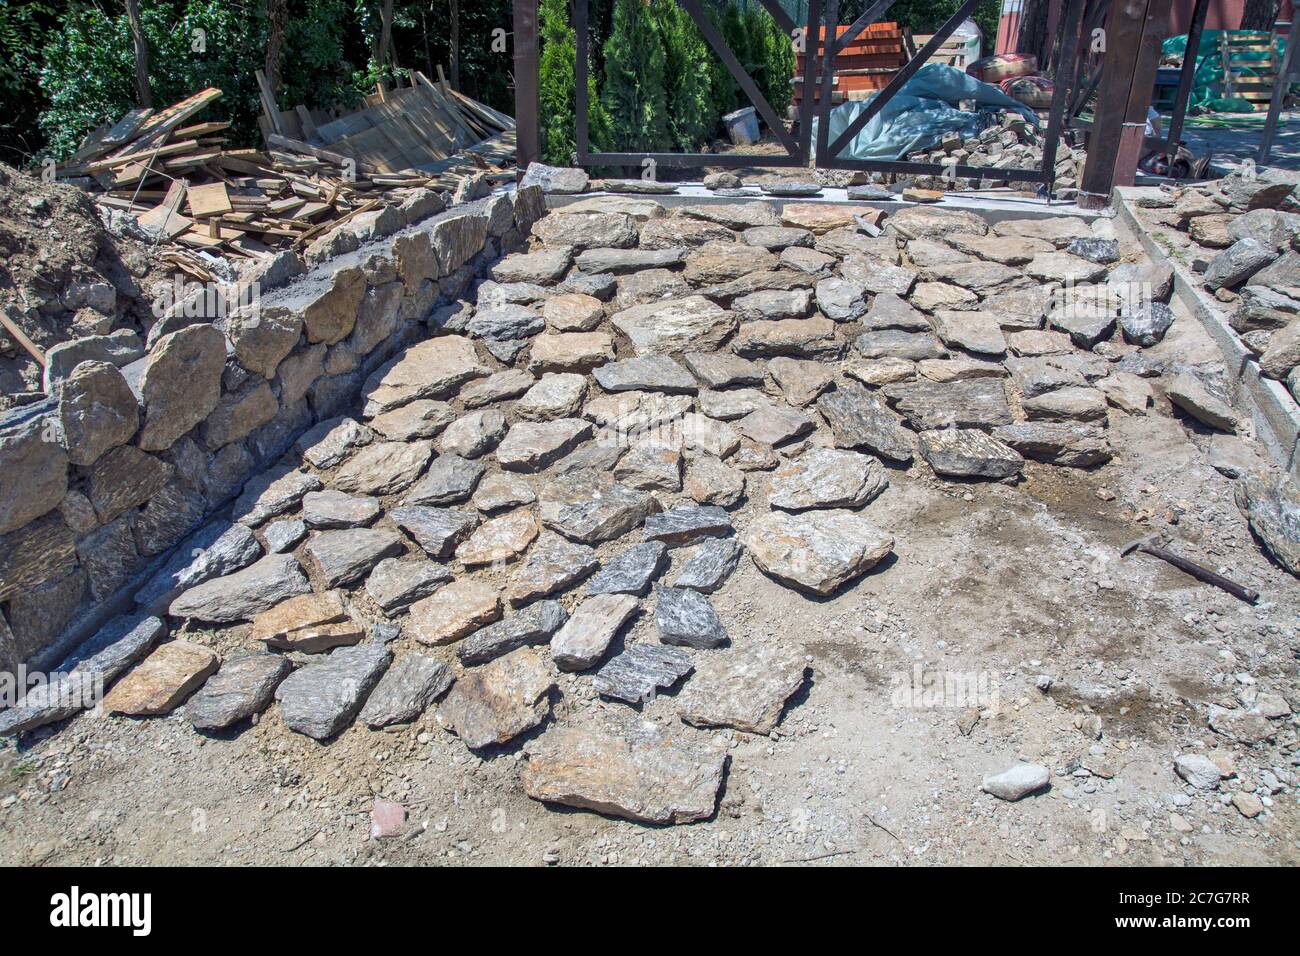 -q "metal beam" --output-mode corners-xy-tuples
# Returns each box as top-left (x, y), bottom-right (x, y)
(513, 0), (540, 176)
(1164, 0), (1210, 148)
(1260, 17), (1300, 164)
